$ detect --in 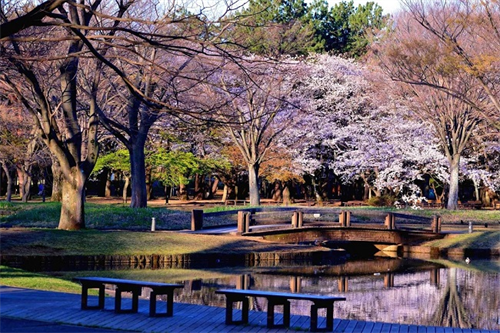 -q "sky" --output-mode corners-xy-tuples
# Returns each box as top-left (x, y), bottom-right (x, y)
(328, 0), (403, 14)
